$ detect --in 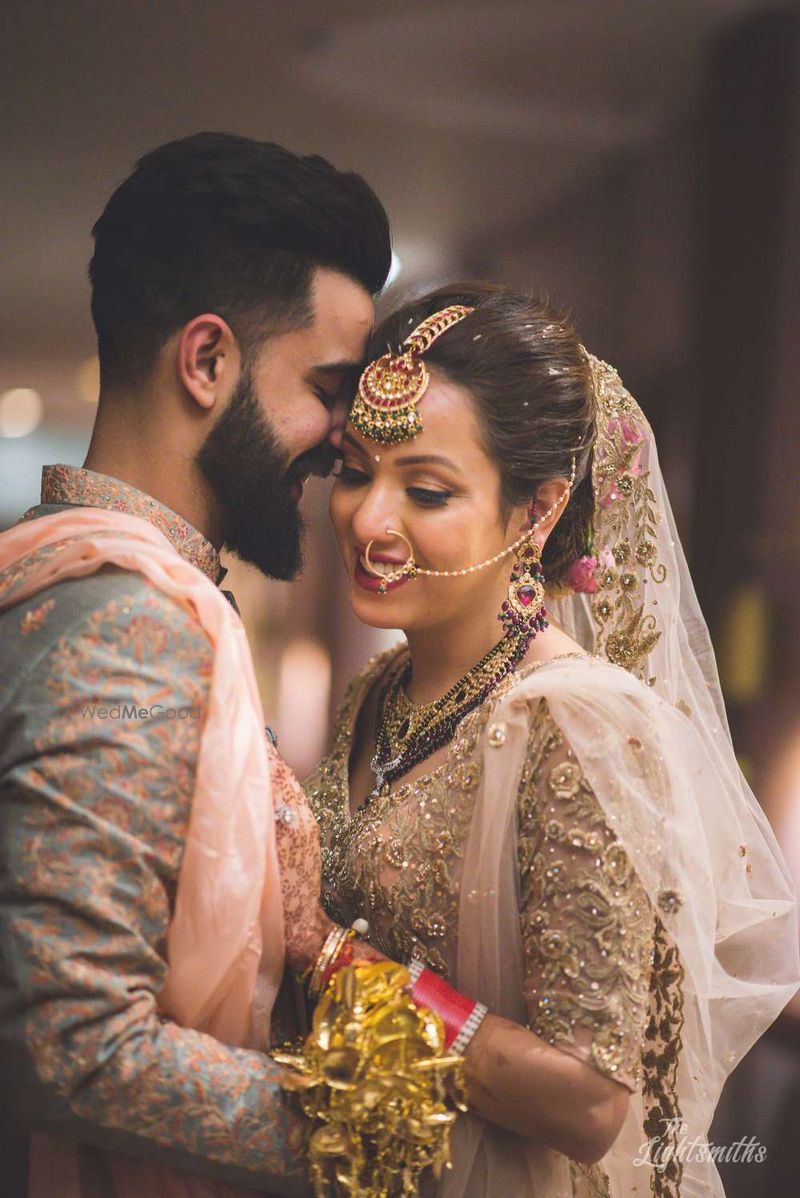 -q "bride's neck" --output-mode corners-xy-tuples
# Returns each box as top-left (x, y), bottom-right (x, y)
(403, 609), (507, 704)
